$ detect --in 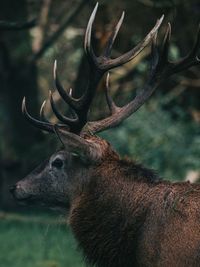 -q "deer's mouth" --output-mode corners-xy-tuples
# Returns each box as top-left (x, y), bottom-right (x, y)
(13, 193), (34, 204)
(10, 185), (34, 203)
